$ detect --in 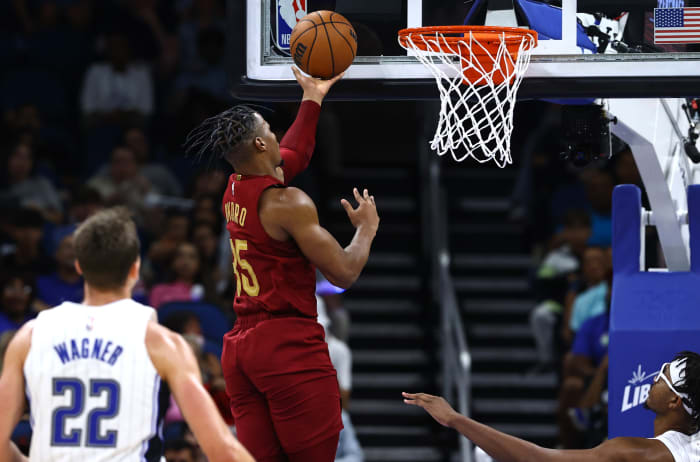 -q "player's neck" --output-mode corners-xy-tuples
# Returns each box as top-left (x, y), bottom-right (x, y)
(654, 412), (693, 437)
(82, 284), (132, 307)
(234, 158), (277, 178)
